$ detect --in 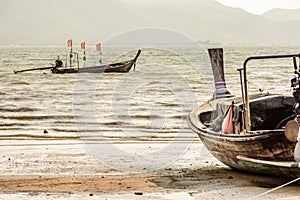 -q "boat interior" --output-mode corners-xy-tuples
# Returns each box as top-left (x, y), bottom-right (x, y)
(198, 94), (295, 134)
